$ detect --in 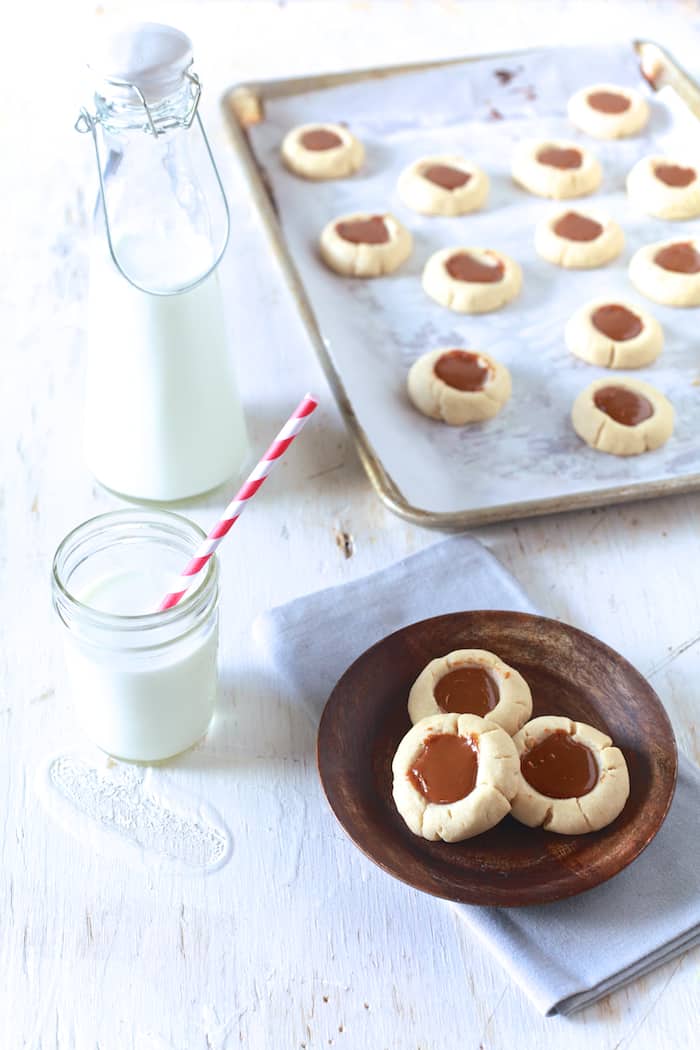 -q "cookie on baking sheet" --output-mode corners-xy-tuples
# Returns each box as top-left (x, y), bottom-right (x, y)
(392, 713), (519, 842)
(627, 155), (700, 220)
(319, 212), (412, 277)
(510, 716), (630, 835)
(397, 155), (489, 216)
(568, 83), (649, 139)
(565, 299), (664, 369)
(629, 238), (700, 307)
(407, 649), (532, 736)
(422, 247), (521, 313)
(512, 139), (602, 199)
(280, 123), (364, 180)
(535, 206), (623, 268)
(407, 348), (511, 425)
(572, 377), (674, 456)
